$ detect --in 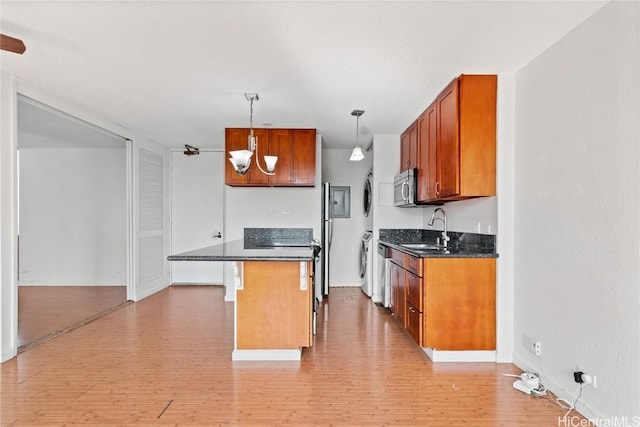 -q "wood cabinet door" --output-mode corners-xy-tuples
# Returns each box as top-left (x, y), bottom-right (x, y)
(389, 261), (402, 320)
(400, 121), (418, 171)
(436, 78), (461, 198)
(267, 129), (293, 186)
(245, 128), (270, 185)
(405, 270), (422, 311)
(292, 129), (316, 185)
(237, 261), (312, 349)
(457, 74), (497, 198)
(423, 258), (496, 351)
(225, 128), (250, 185)
(417, 102), (438, 202)
(225, 128), (271, 186)
(395, 263), (406, 327)
(406, 302), (422, 346)
(408, 121), (418, 169)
